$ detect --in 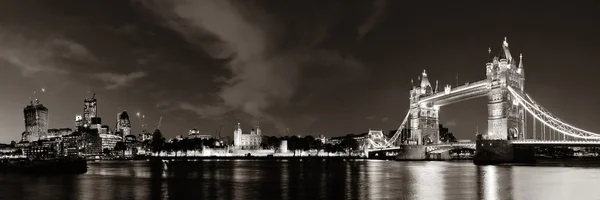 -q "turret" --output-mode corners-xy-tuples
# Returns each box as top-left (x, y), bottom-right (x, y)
(420, 70), (432, 95)
(499, 37), (513, 64)
(517, 53), (524, 74)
